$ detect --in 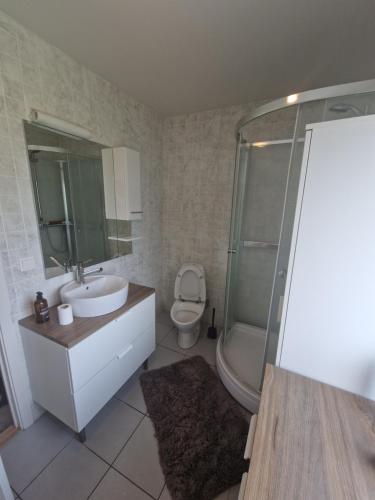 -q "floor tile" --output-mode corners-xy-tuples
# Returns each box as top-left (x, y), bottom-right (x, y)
(113, 417), (165, 499)
(214, 483), (241, 499)
(156, 310), (173, 328)
(21, 440), (108, 500)
(155, 320), (173, 344)
(90, 468), (153, 500)
(116, 368), (147, 414)
(187, 330), (218, 366)
(159, 326), (184, 353)
(1, 413), (73, 494)
(85, 398), (143, 463)
(148, 345), (186, 371)
(161, 327), (218, 366)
